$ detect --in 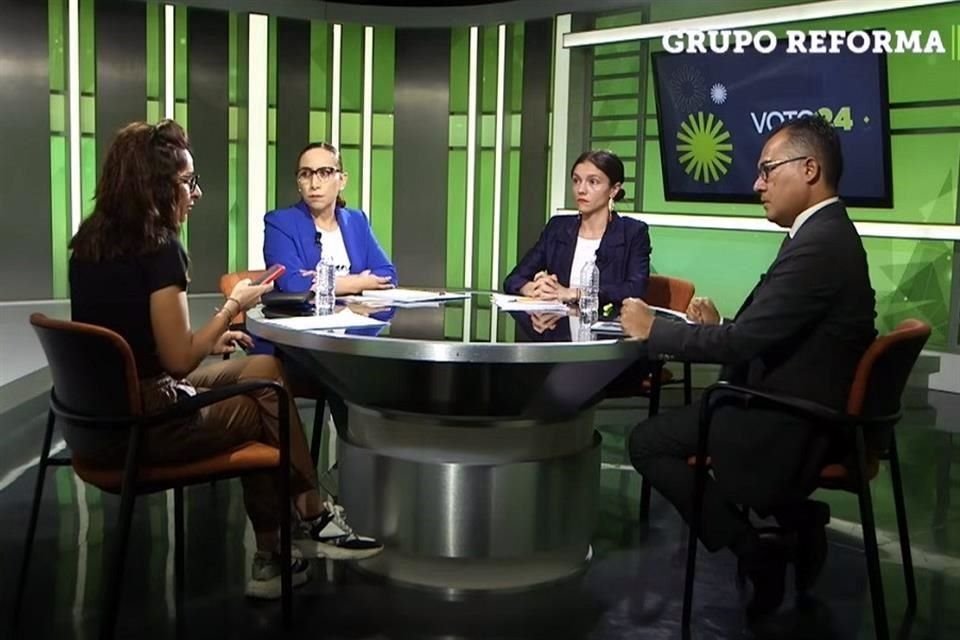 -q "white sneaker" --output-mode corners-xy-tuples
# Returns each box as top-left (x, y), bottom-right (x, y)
(245, 547), (310, 600)
(295, 499), (384, 560)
